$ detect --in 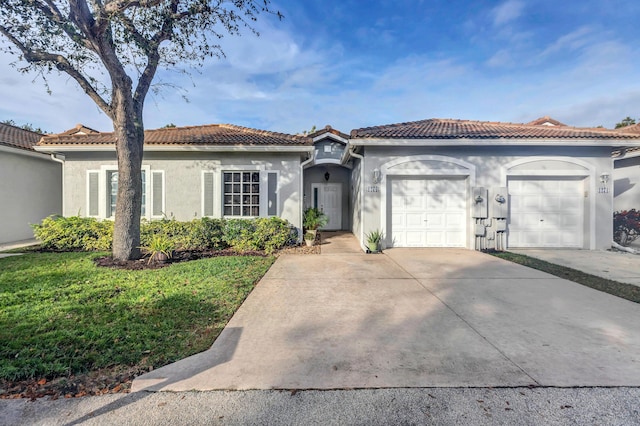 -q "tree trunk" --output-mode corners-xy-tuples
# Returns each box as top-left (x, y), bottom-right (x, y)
(111, 85), (144, 261)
